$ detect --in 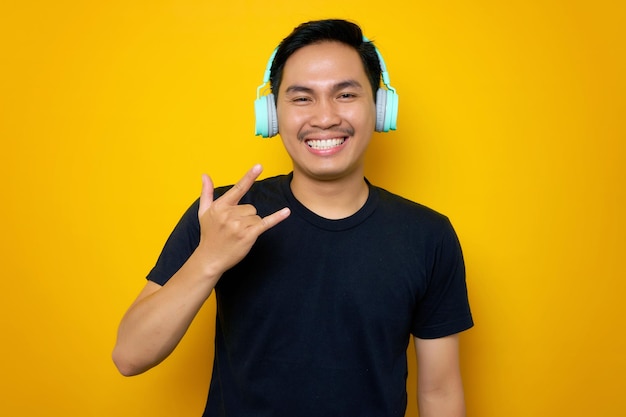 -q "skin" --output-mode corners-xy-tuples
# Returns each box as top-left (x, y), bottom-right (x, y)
(112, 40), (466, 417)
(416, 335), (466, 417)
